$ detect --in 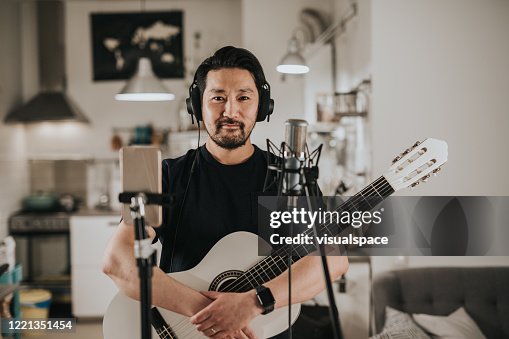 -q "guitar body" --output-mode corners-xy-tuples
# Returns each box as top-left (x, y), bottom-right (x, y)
(103, 232), (301, 339)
